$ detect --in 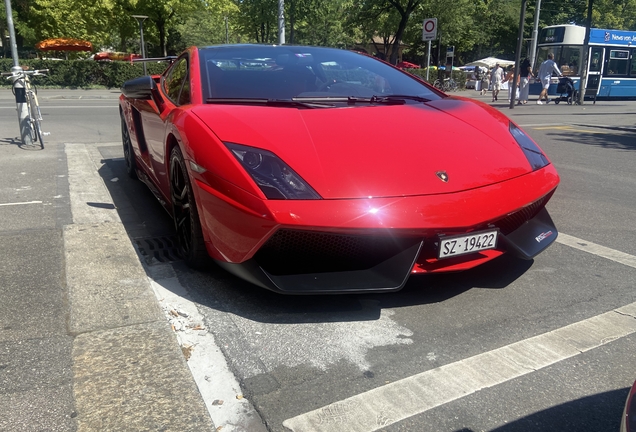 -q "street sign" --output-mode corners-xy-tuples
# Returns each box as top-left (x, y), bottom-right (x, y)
(447, 46), (455, 57)
(422, 18), (437, 41)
